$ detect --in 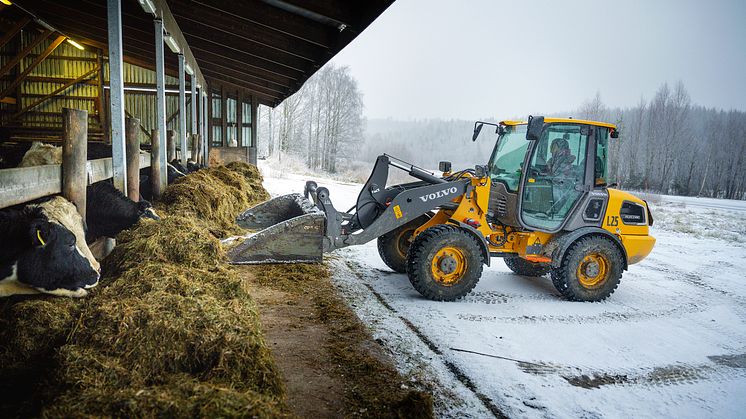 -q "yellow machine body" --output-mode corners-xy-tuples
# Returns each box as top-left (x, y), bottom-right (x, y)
(413, 176), (655, 267)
